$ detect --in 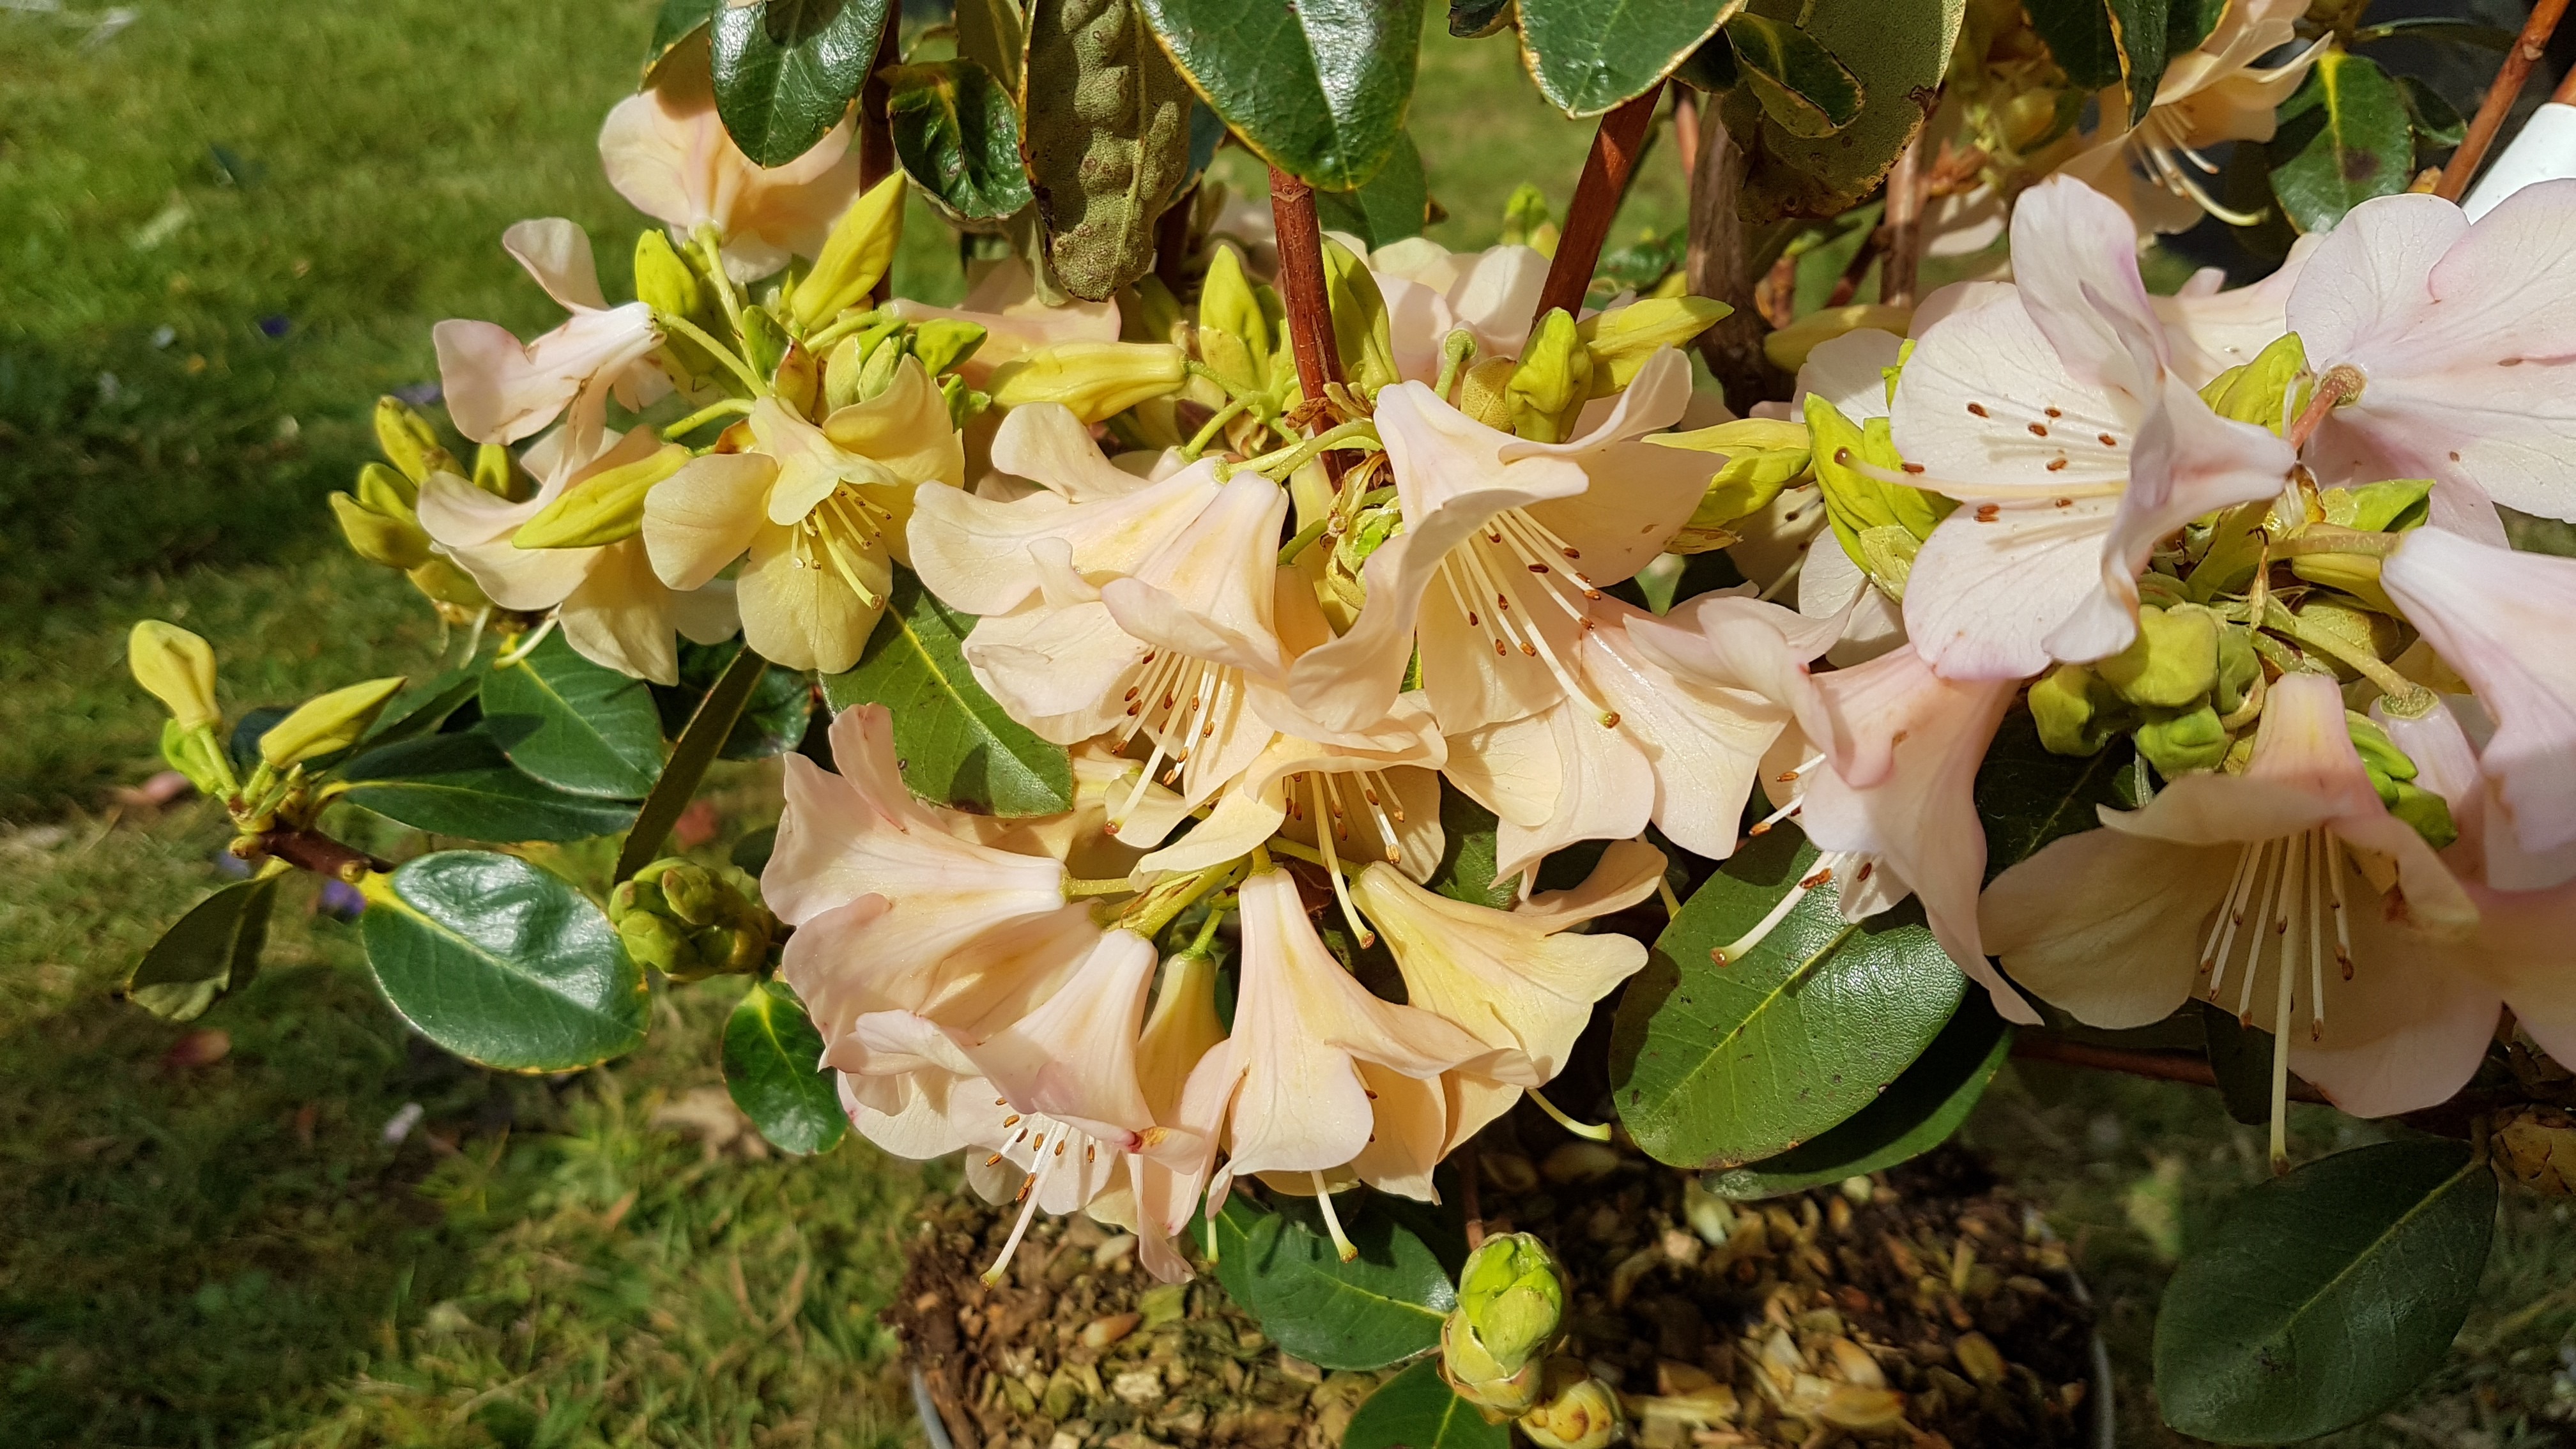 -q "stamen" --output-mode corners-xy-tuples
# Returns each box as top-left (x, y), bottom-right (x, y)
(1312, 774), (1374, 949)
(2267, 832), (2309, 1176)
(1529, 1087), (1613, 1141)
(981, 1124), (1062, 1284)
